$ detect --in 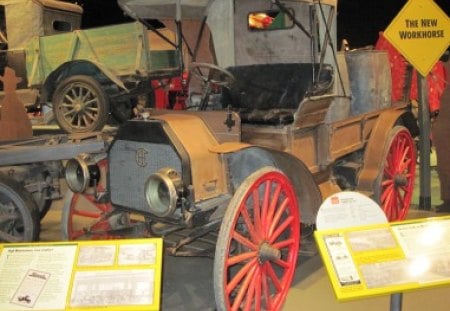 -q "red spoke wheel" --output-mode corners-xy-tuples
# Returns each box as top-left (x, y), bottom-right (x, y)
(61, 159), (128, 240)
(61, 190), (119, 240)
(214, 167), (300, 311)
(375, 126), (416, 221)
